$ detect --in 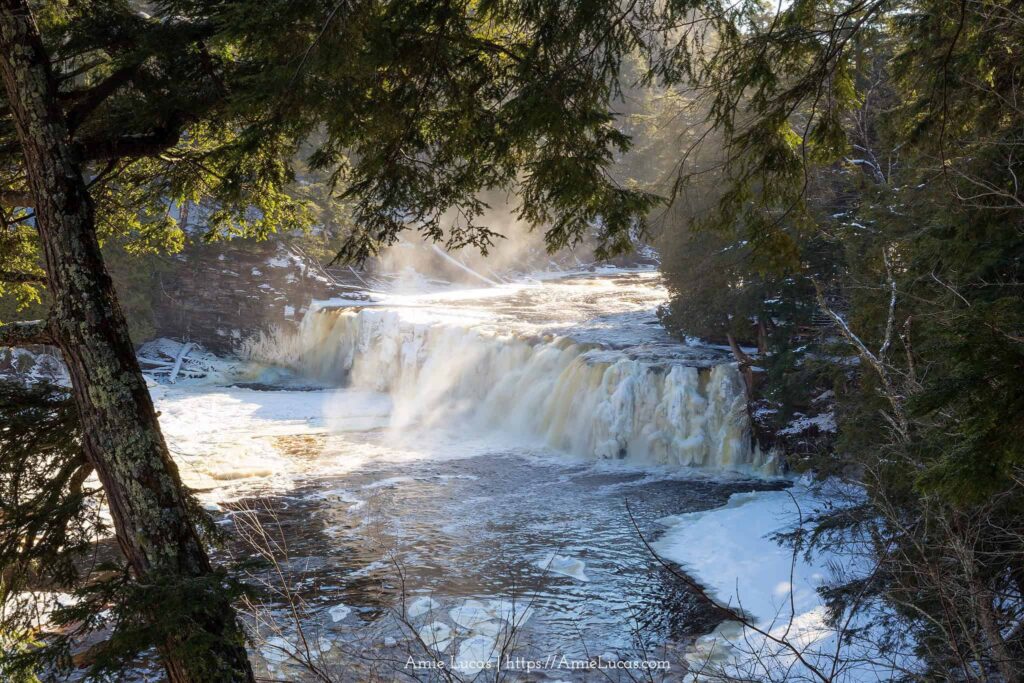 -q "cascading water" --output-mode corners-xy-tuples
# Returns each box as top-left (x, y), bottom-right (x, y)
(247, 274), (775, 474)
(148, 272), (787, 679)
